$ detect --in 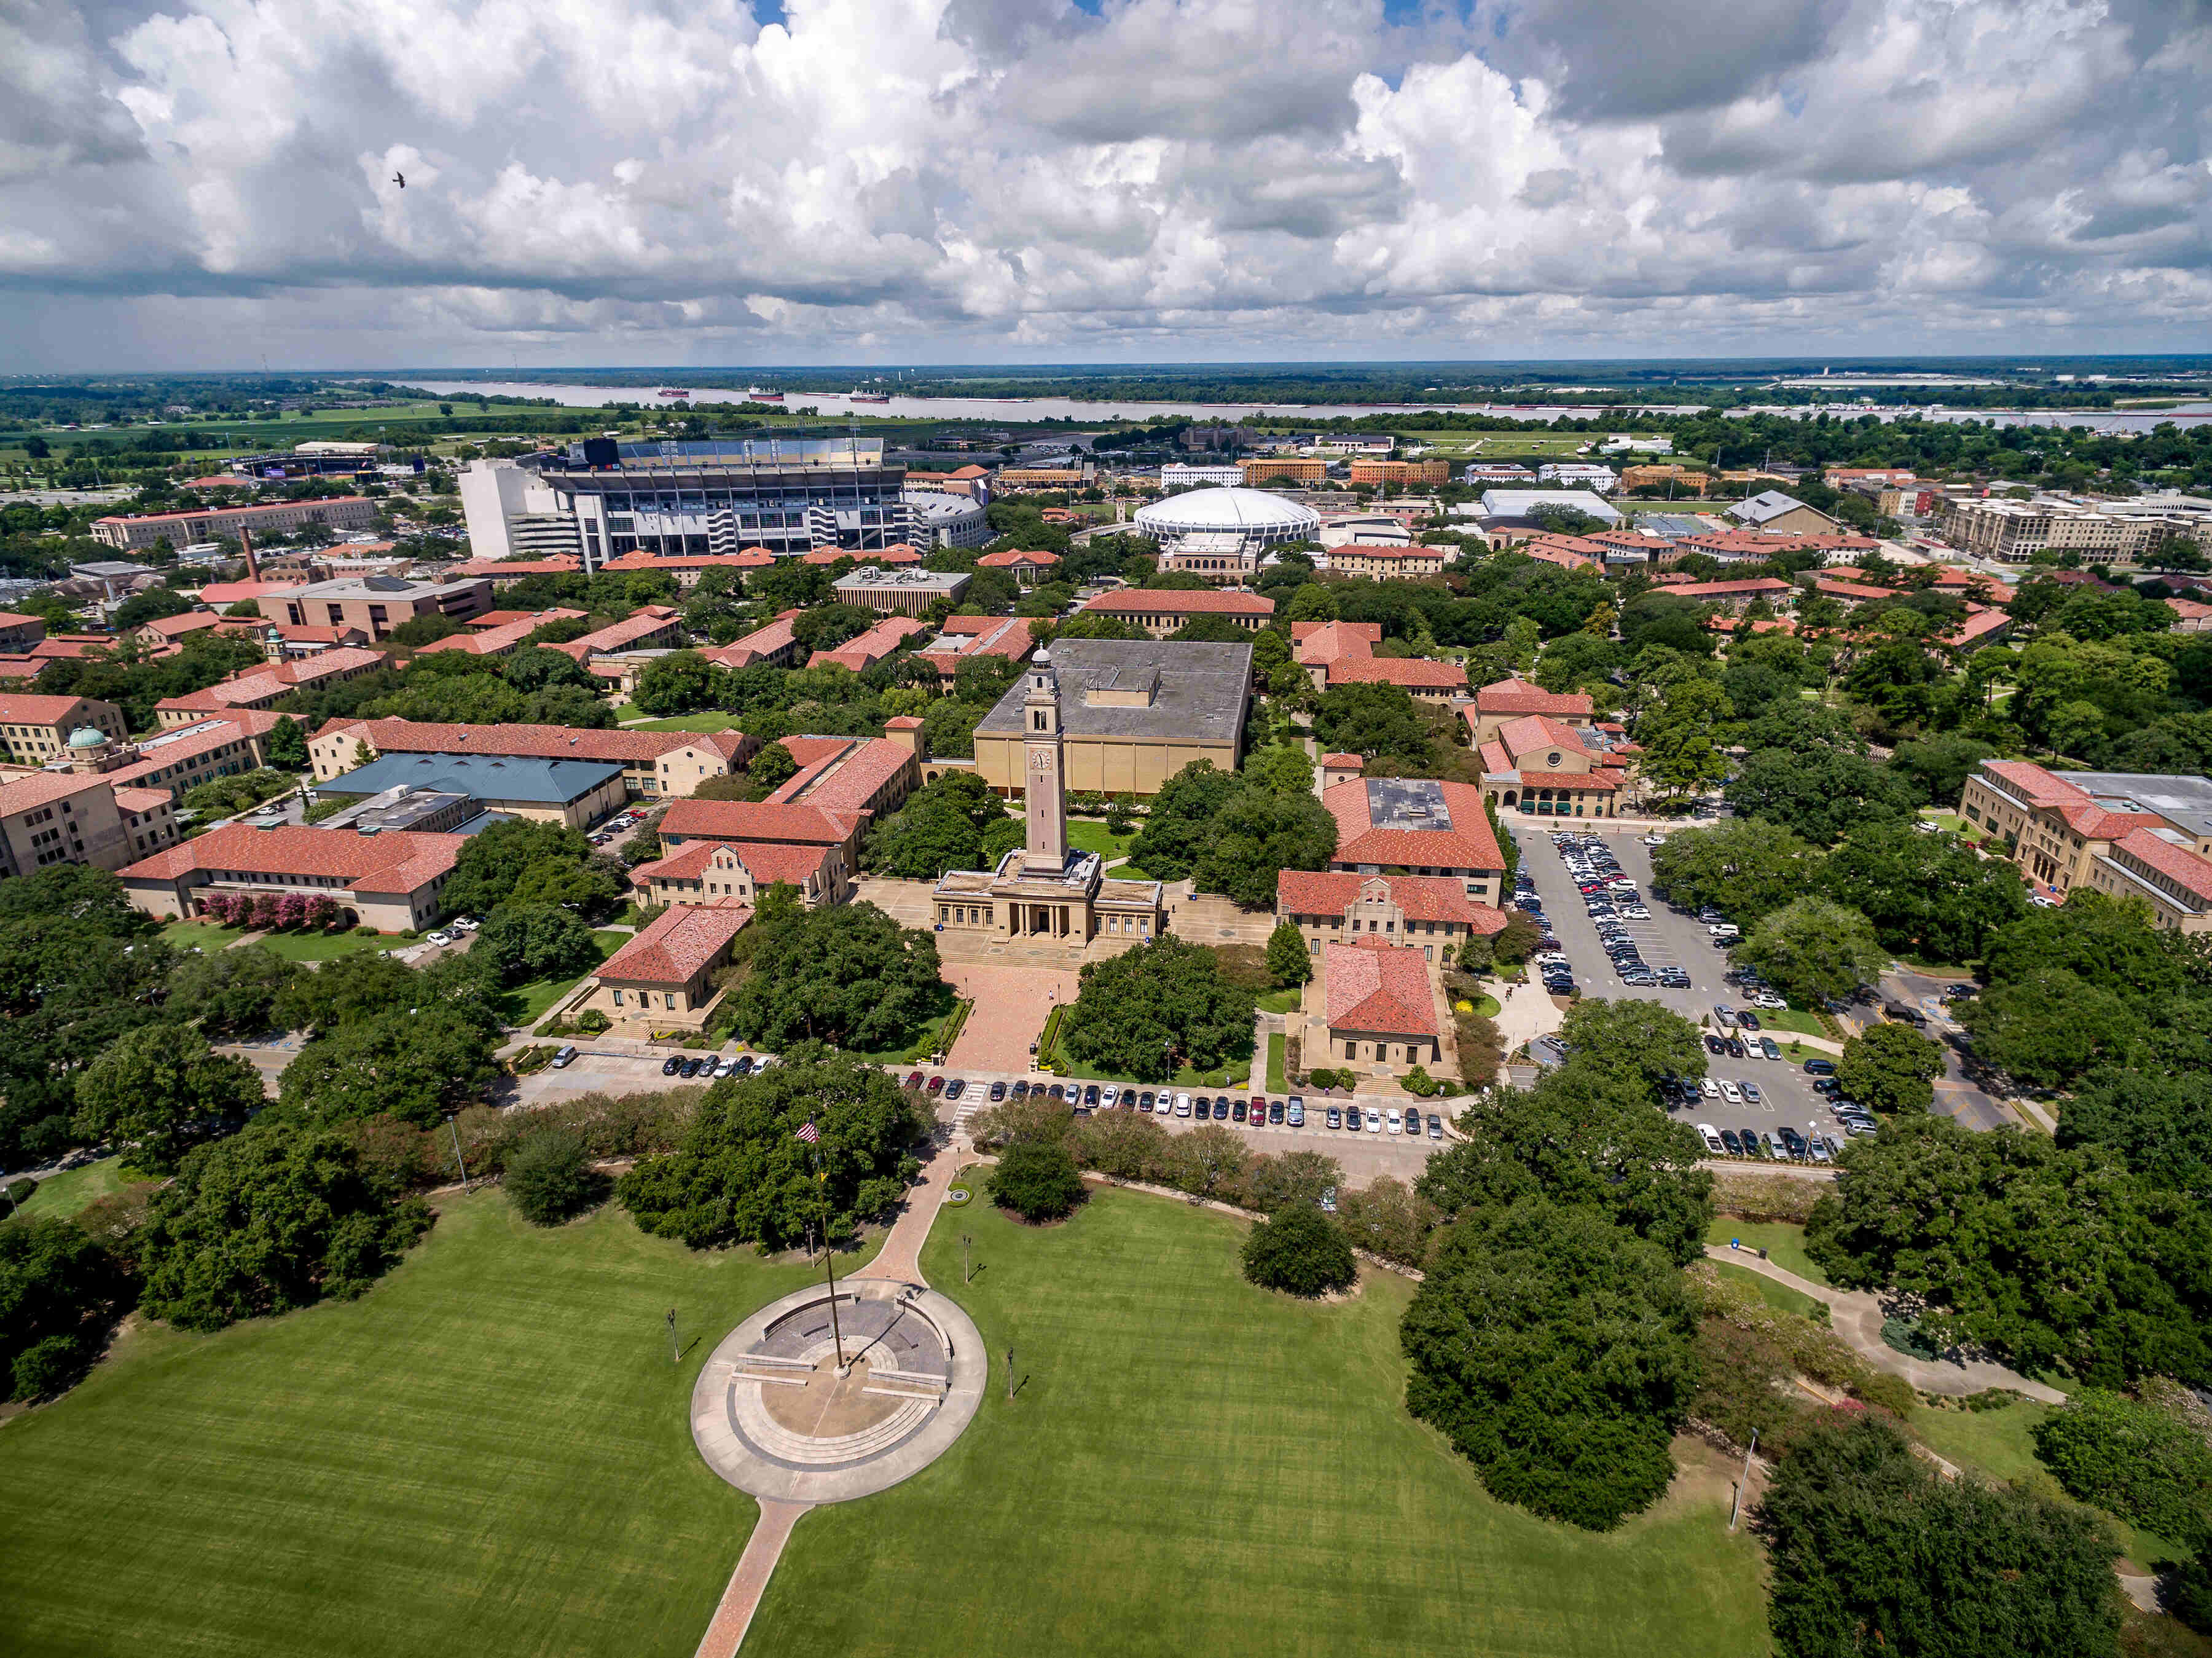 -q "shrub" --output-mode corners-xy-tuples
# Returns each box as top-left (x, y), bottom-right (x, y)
(503, 1127), (605, 1226)
(987, 1141), (1088, 1222)
(1404, 1065), (1437, 1097)
(2031, 1388), (2212, 1543)
(574, 1008), (611, 1034)
(4, 1176), (36, 1208)
(1242, 1203), (1355, 1297)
